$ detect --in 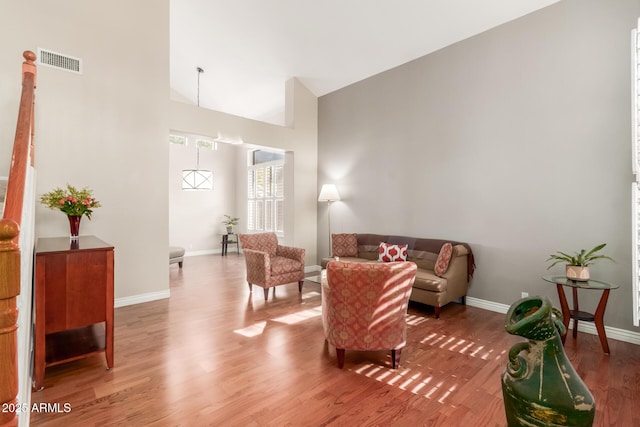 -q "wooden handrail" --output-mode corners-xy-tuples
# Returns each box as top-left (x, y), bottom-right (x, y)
(0, 50), (36, 427)
(4, 51), (36, 227)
